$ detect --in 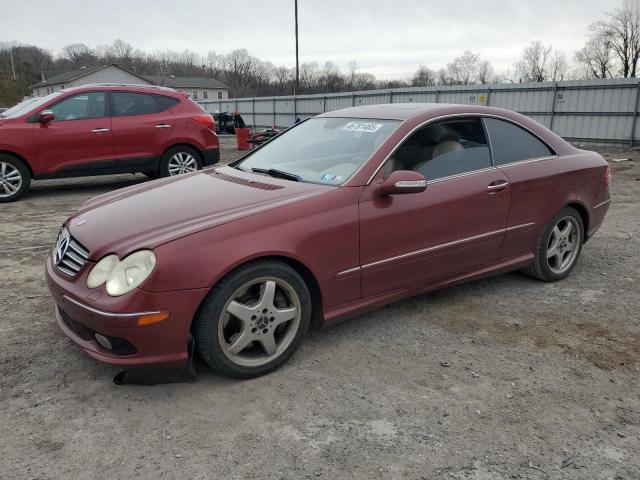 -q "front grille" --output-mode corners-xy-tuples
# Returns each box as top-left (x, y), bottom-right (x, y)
(53, 228), (90, 277)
